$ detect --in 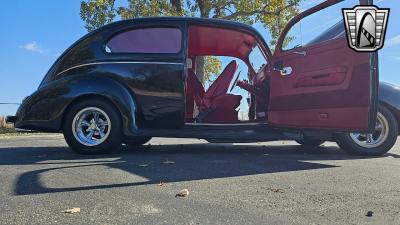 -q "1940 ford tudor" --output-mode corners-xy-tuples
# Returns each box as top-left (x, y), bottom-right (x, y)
(7, 0), (391, 155)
